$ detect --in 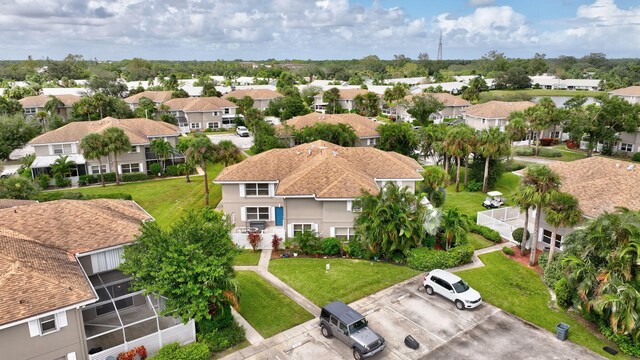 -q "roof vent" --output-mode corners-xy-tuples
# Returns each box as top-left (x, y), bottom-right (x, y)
(332, 150), (337, 157)
(628, 164), (635, 171)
